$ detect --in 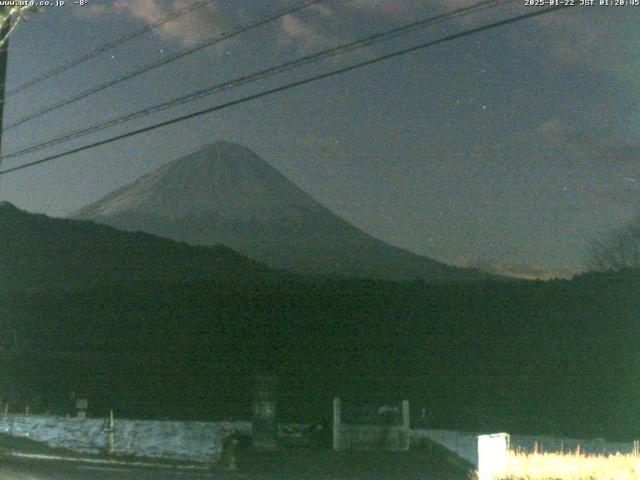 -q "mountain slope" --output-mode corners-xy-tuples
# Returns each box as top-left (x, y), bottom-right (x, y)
(72, 141), (490, 283)
(0, 201), (282, 292)
(5, 269), (639, 436)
